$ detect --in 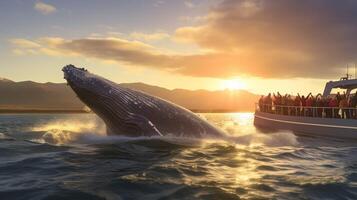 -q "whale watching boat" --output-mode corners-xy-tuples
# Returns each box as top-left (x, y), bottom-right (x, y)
(254, 74), (357, 139)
